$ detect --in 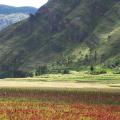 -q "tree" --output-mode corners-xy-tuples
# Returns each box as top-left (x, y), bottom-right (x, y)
(63, 68), (70, 74)
(94, 50), (97, 64)
(90, 65), (94, 72)
(108, 35), (111, 41)
(36, 65), (48, 76)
